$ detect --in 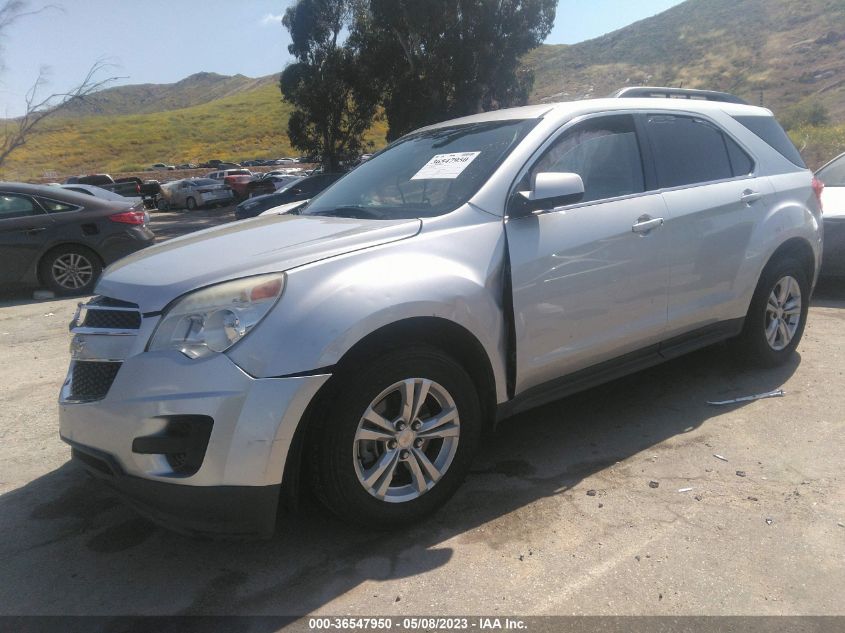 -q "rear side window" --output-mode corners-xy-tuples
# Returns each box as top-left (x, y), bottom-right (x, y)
(646, 115), (733, 188)
(0, 194), (40, 219)
(531, 114), (645, 203)
(724, 135), (754, 177)
(37, 198), (78, 213)
(733, 115), (806, 168)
